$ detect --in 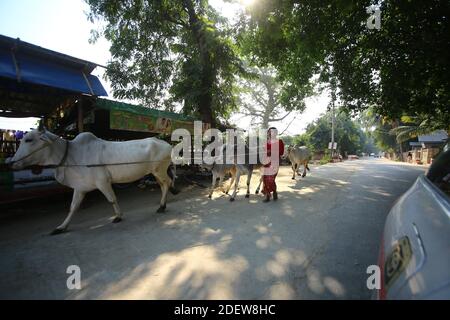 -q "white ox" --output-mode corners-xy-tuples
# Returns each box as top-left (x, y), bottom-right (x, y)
(8, 128), (176, 235)
(283, 145), (311, 179)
